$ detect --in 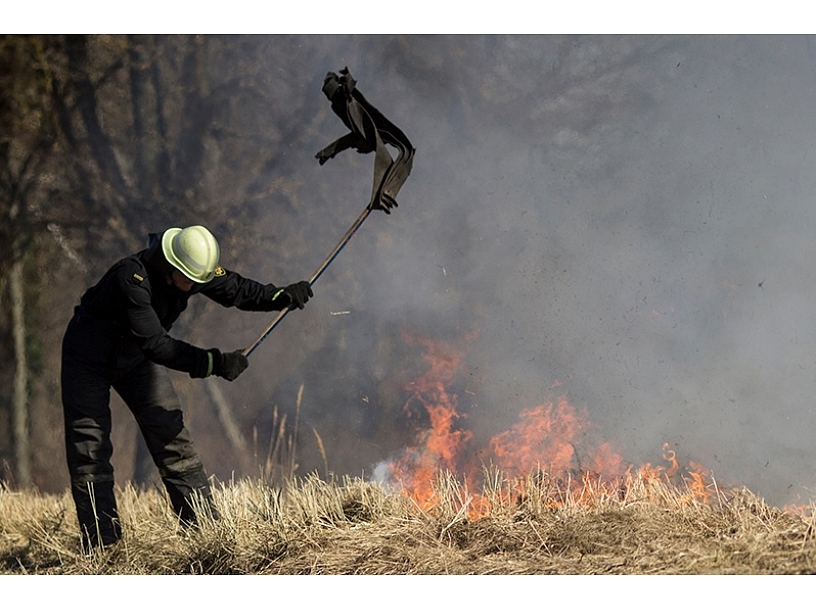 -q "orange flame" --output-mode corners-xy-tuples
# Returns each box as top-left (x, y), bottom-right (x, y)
(488, 399), (625, 479)
(382, 333), (719, 518)
(661, 442), (680, 478)
(386, 331), (475, 510)
(686, 461), (712, 502)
